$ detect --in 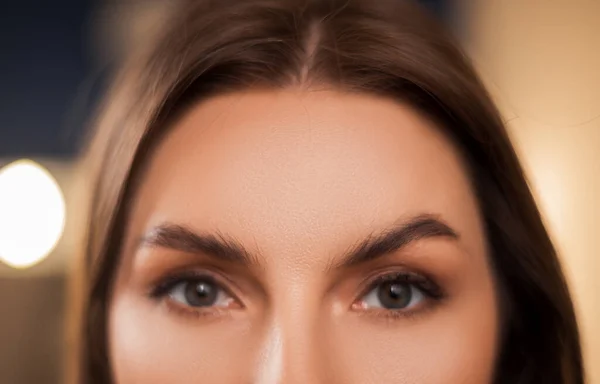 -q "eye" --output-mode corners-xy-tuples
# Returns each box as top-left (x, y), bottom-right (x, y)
(354, 273), (442, 312)
(360, 280), (424, 310)
(164, 276), (236, 308)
